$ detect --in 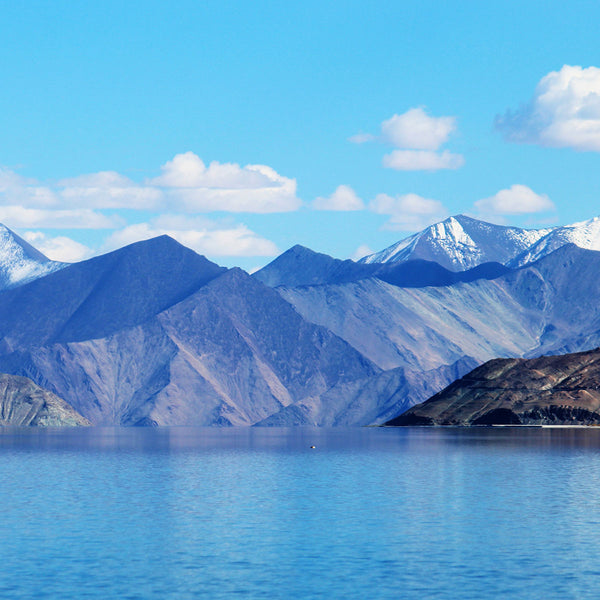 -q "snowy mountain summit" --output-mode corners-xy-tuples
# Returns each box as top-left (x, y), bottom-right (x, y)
(360, 214), (600, 271)
(509, 216), (600, 267)
(0, 224), (65, 290)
